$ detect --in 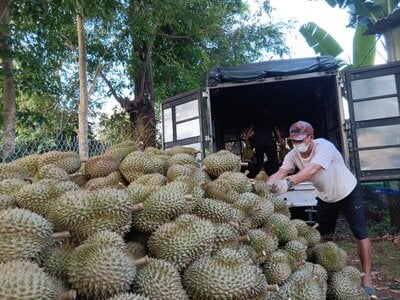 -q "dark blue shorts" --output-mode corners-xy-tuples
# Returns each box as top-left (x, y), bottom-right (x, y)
(315, 185), (368, 240)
